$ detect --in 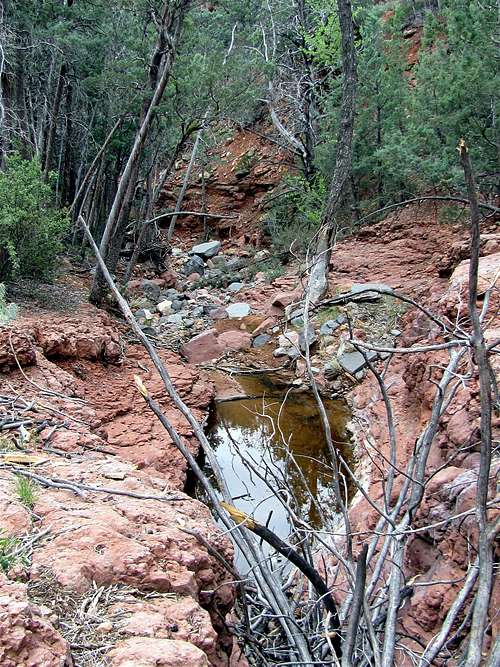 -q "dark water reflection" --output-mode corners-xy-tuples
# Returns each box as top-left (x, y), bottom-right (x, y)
(205, 374), (352, 548)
